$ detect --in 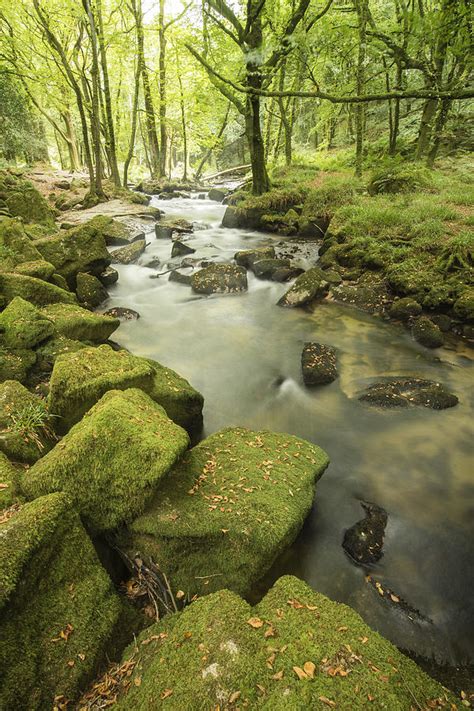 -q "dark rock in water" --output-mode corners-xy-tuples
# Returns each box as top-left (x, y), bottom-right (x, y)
(389, 297), (422, 320)
(98, 266), (119, 287)
(298, 216), (330, 238)
(343, 501), (388, 566)
(155, 224), (173, 239)
(272, 266), (305, 282)
(252, 258), (291, 279)
(235, 246), (275, 268)
(169, 270), (192, 286)
(171, 240), (196, 258)
(144, 257), (161, 269)
(158, 191), (176, 200)
(155, 219), (193, 239)
(181, 257), (213, 269)
(359, 378), (458, 410)
(110, 239), (146, 265)
(208, 188), (228, 202)
(412, 316), (444, 348)
(331, 278), (390, 314)
(278, 267), (328, 308)
(103, 307), (140, 321)
(302, 343), (338, 386)
(191, 264), (248, 295)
